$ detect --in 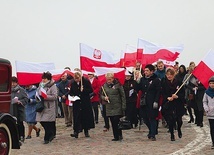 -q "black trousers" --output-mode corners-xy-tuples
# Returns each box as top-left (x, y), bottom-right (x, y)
(125, 102), (138, 126)
(17, 121), (25, 139)
(109, 115), (122, 139)
(208, 119), (214, 144)
(91, 101), (99, 122)
(40, 122), (55, 141)
(102, 105), (110, 129)
(166, 115), (183, 136)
